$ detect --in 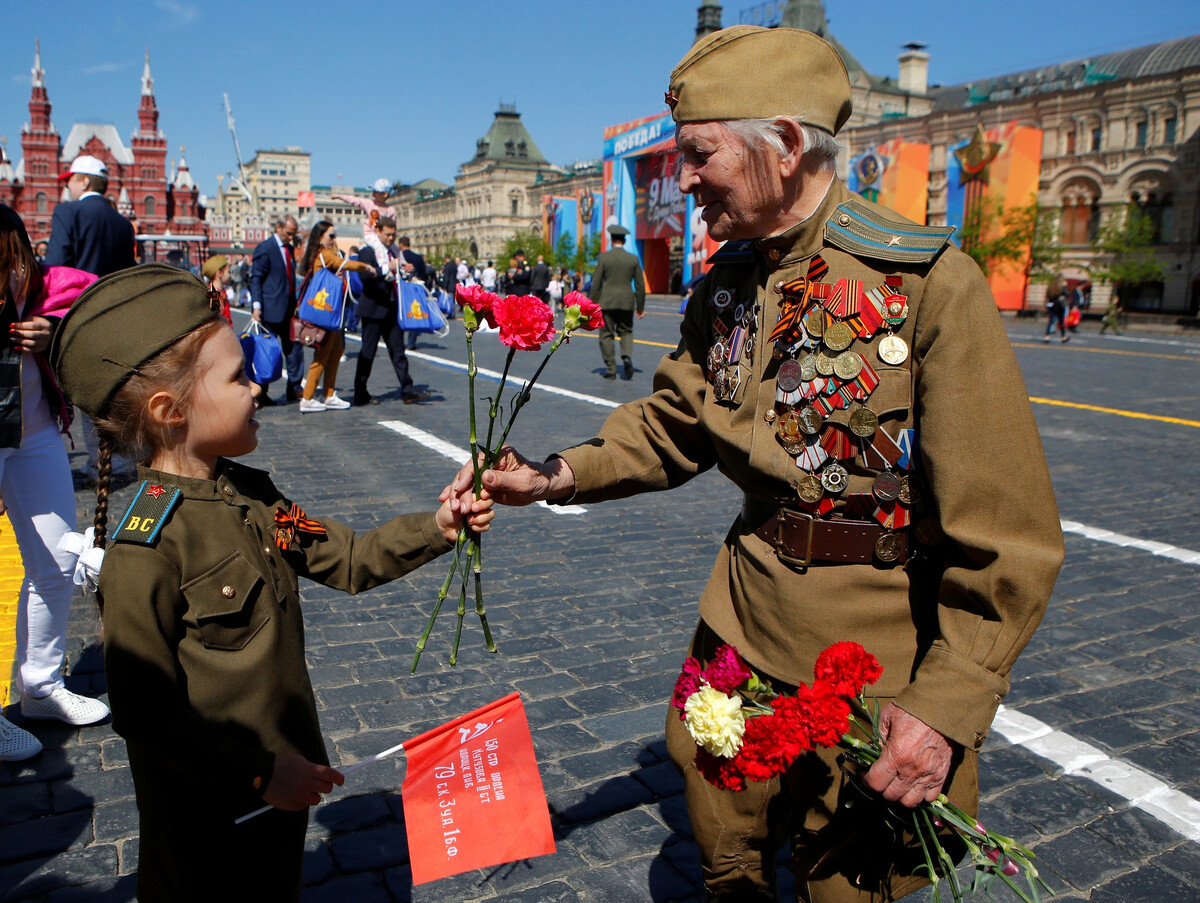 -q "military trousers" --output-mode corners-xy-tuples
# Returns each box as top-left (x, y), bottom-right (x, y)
(599, 309), (634, 372)
(667, 620), (978, 902)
